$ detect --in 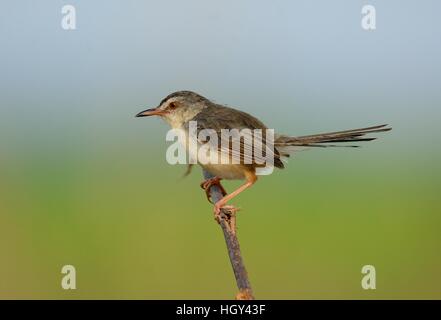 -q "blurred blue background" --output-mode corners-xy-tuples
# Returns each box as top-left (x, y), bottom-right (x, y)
(0, 1), (440, 298)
